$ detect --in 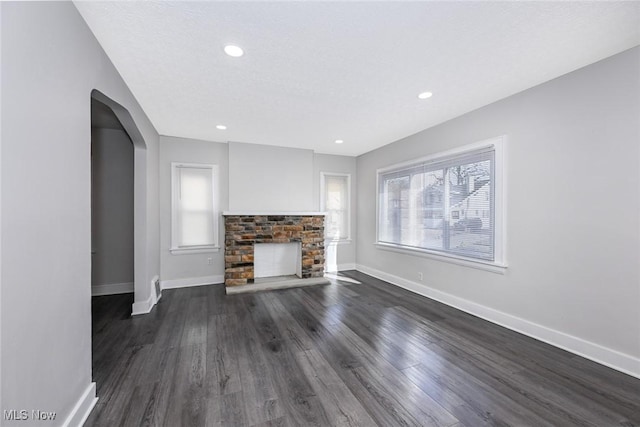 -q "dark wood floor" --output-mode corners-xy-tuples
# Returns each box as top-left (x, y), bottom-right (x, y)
(86, 271), (640, 427)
